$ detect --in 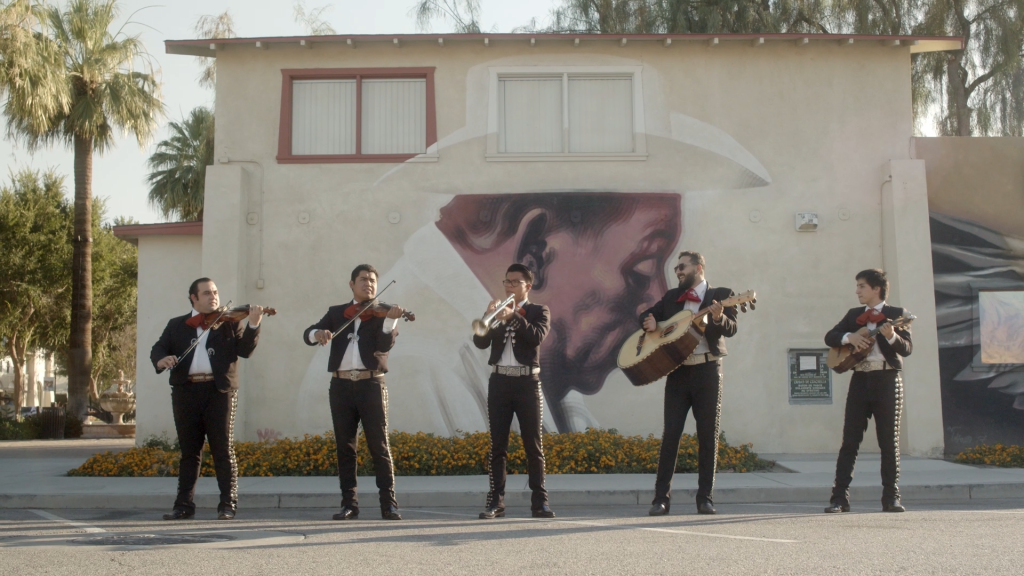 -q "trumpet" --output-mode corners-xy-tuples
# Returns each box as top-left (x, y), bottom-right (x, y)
(472, 294), (517, 336)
